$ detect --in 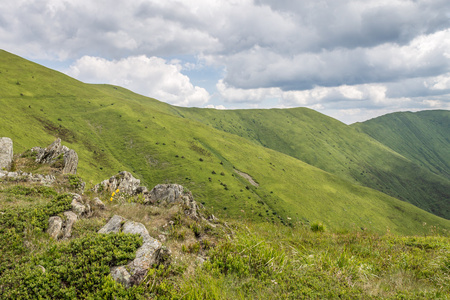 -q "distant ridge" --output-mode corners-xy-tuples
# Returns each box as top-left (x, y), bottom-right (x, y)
(353, 110), (450, 180)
